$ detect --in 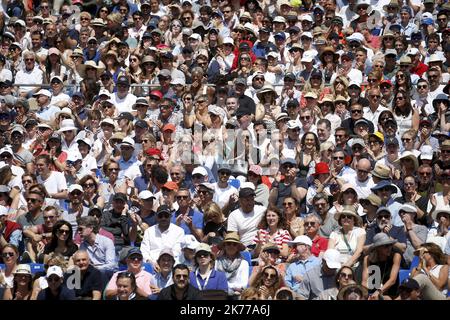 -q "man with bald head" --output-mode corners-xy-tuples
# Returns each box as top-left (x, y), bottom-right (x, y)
(351, 158), (375, 199)
(364, 87), (388, 130)
(71, 250), (103, 300)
